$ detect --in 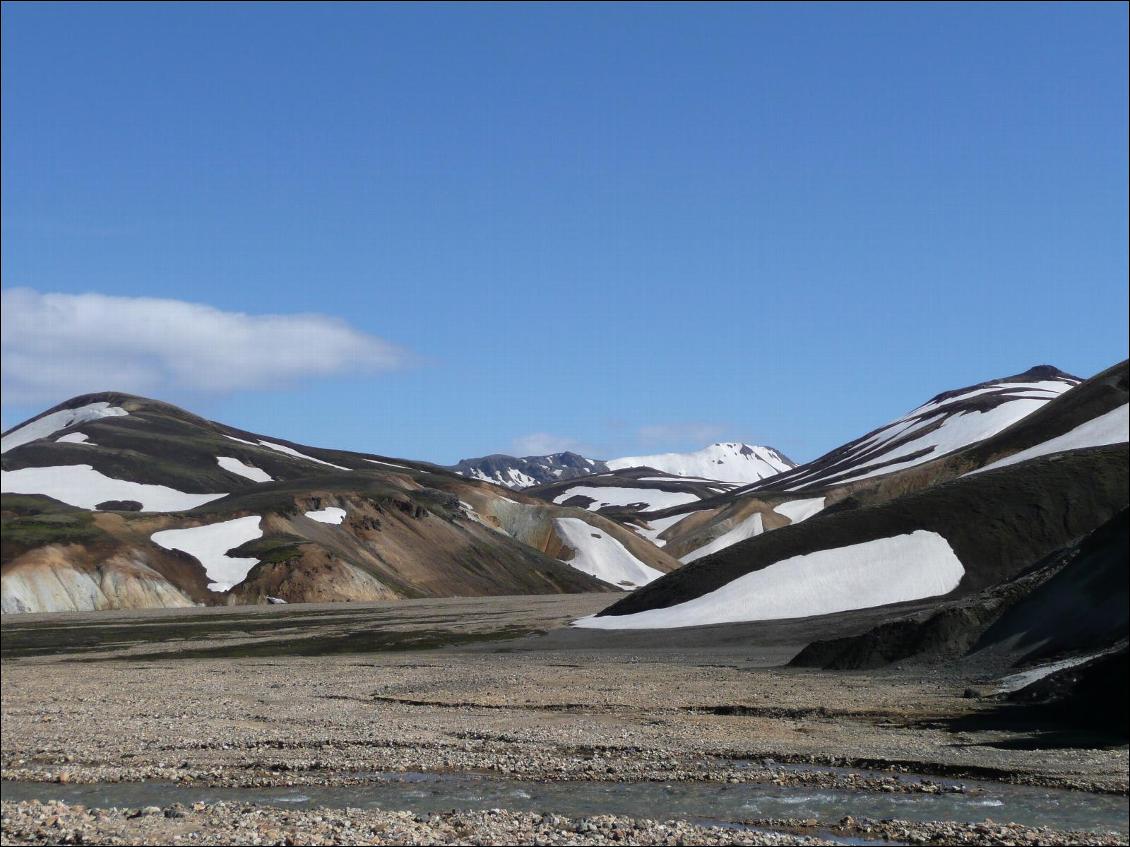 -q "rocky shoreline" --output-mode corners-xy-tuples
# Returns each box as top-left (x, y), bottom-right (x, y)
(3, 800), (1127, 847)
